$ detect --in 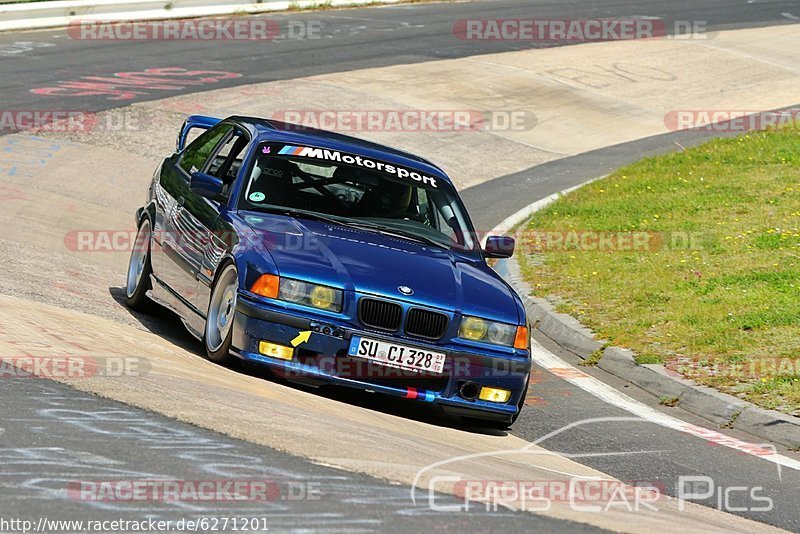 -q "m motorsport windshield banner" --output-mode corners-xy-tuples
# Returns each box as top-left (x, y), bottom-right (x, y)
(277, 144), (439, 188)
